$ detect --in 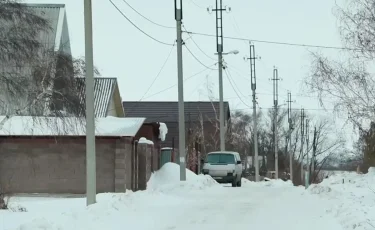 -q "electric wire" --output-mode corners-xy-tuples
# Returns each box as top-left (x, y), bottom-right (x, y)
(224, 68), (252, 108)
(123, 41), (176, 113)
(184, 44), (216, 70)
(121, 0), (175, 29)
(182, 24), (216, 61)
(109, 0), (174, 46)
(143, 64), (216, 99)
(140, 41), (176, 100)
(183, 31), (365, 51)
